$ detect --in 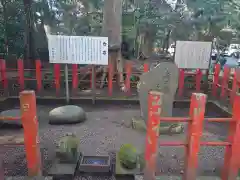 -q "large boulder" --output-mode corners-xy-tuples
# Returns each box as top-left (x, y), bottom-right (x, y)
(0, 109), (22, 128)
(49, 105), (86, 125)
